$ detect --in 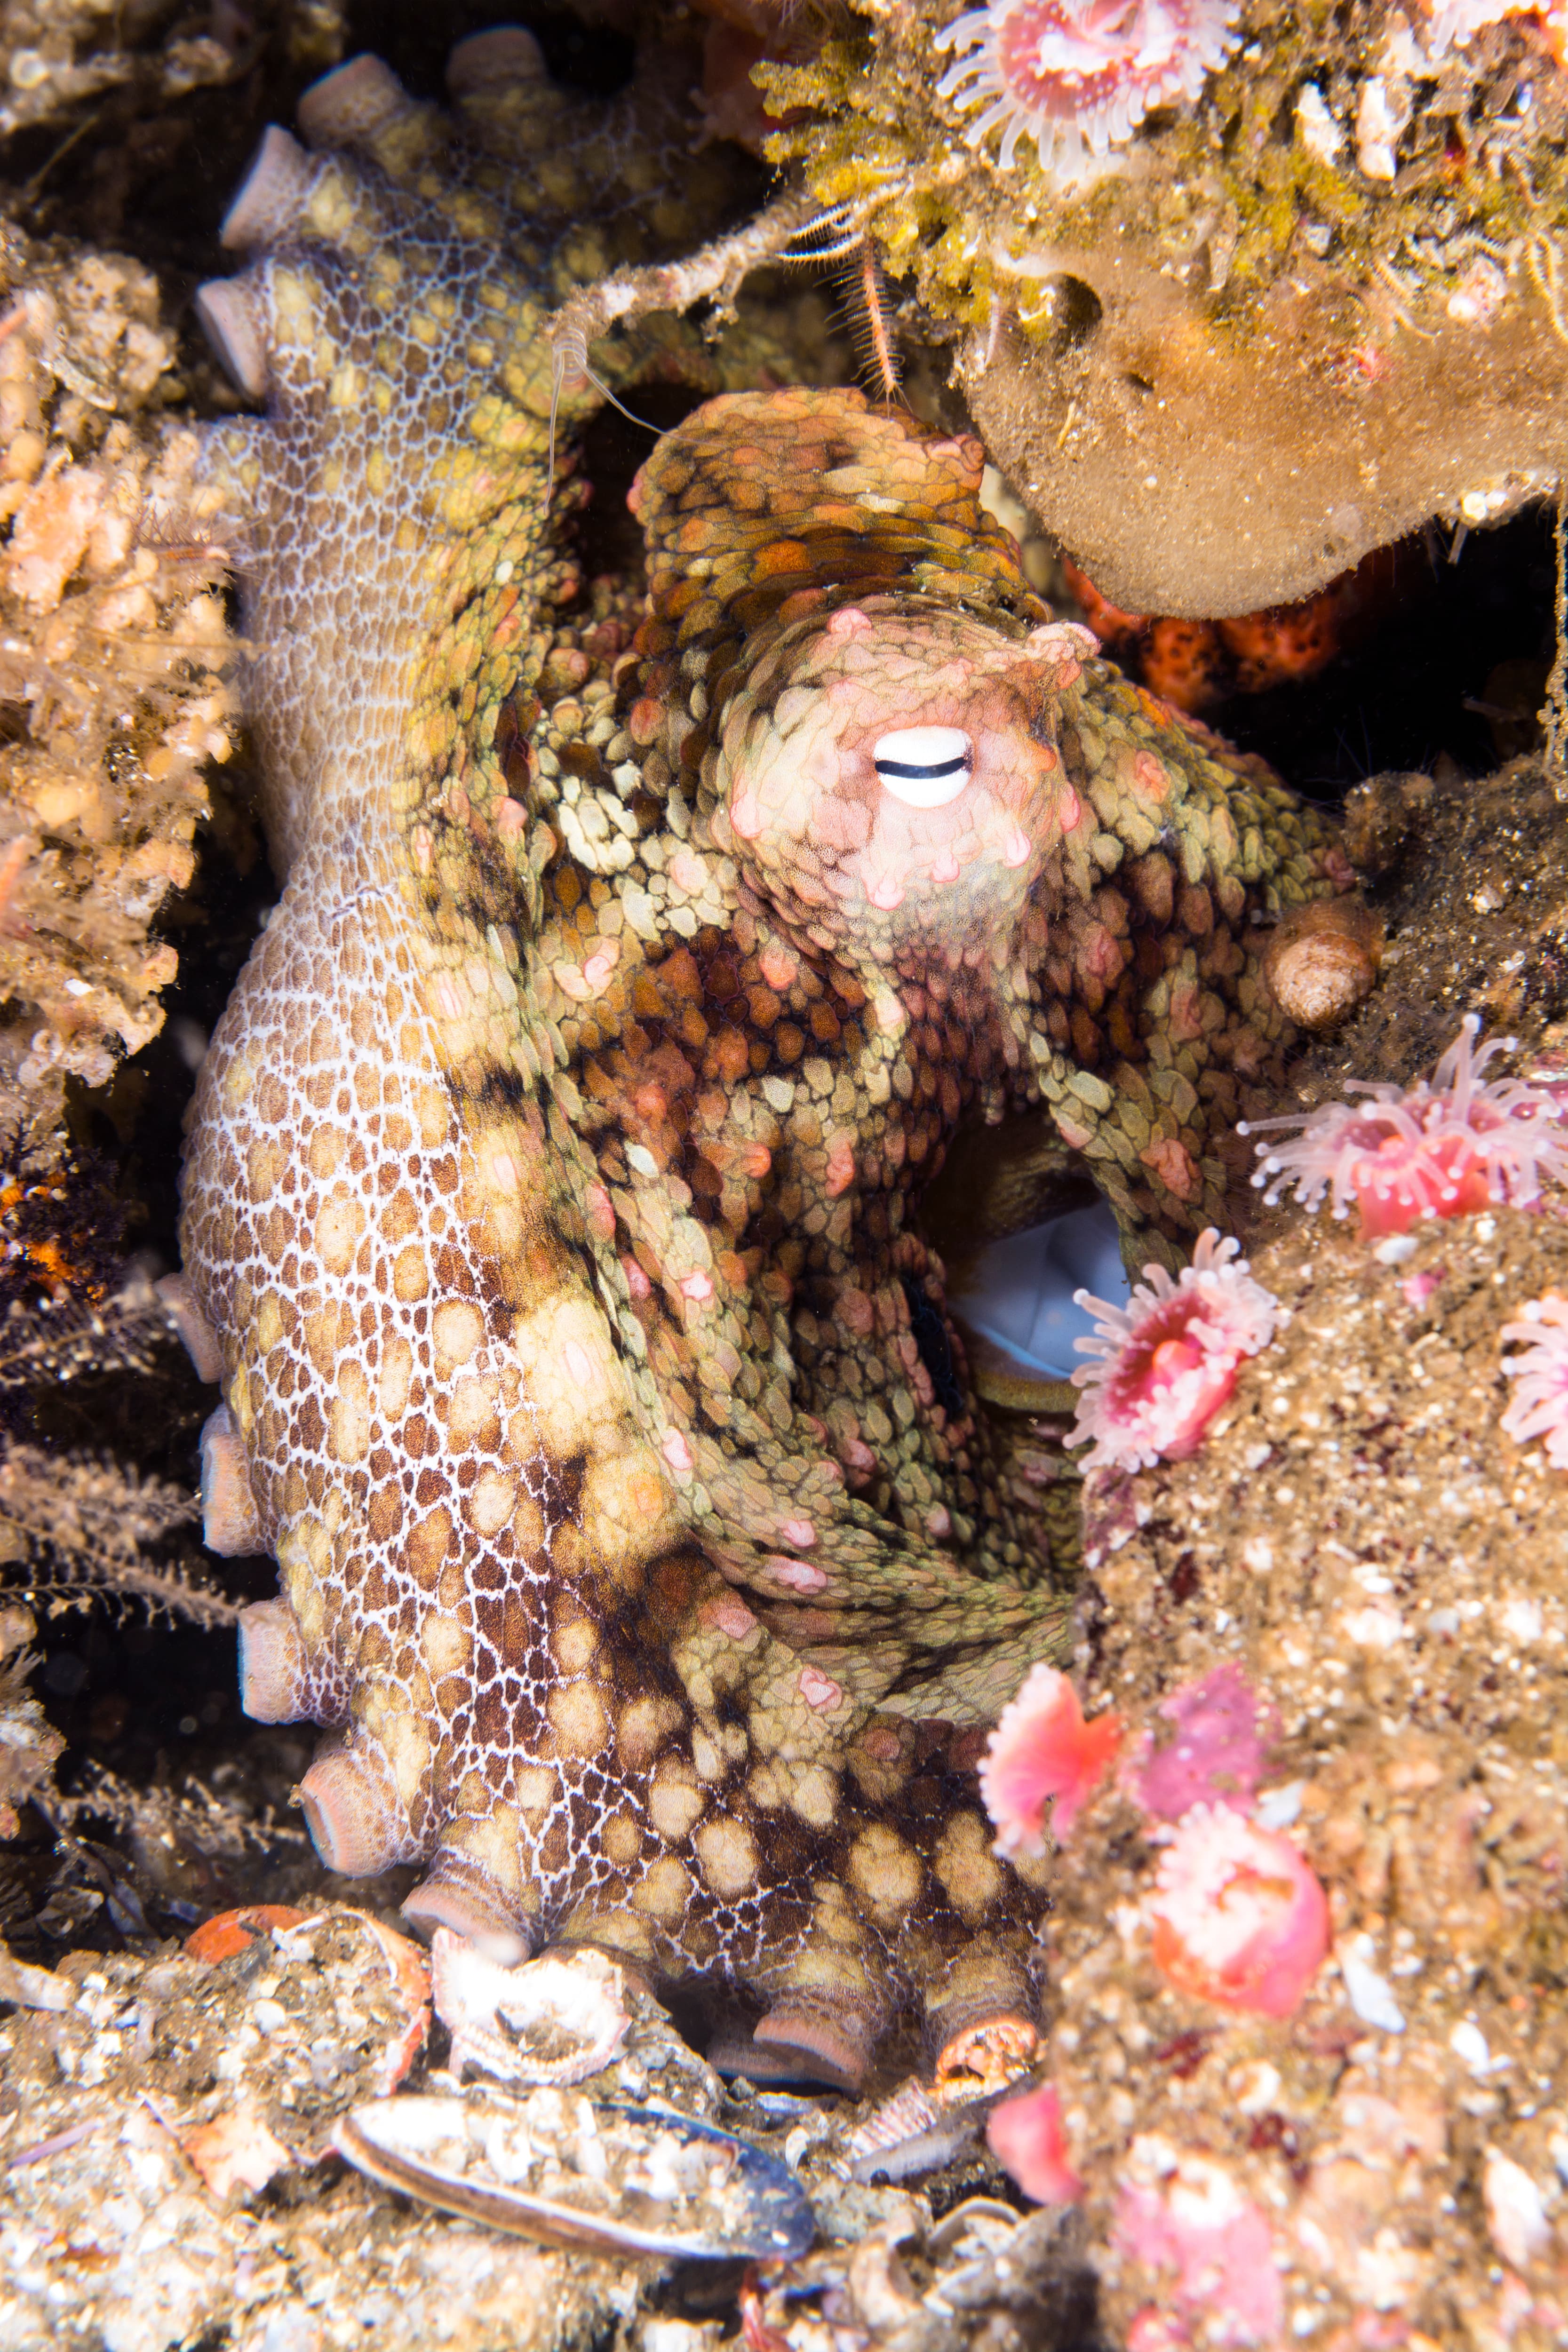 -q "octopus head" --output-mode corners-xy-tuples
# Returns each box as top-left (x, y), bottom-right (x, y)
(714, 599), (1082, 961)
